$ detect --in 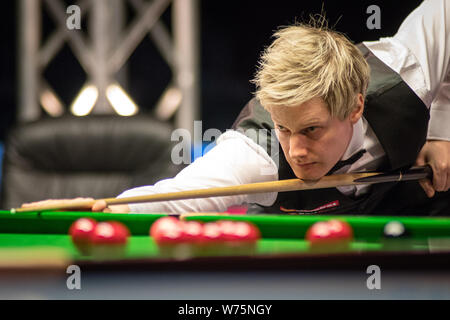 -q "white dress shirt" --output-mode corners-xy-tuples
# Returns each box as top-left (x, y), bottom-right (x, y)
(119, 0), (450, 213)
(364, 0), (450, 141)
